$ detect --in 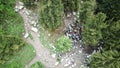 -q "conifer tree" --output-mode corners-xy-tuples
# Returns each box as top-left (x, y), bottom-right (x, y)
(78, 0), (107, 46)
(96, 0), (120, 21)
(90, 20), (120, 68)
(39, 0), (64, 31)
